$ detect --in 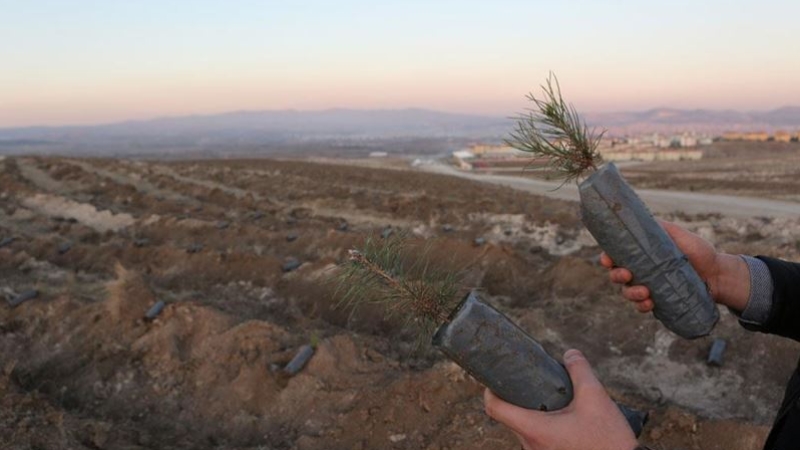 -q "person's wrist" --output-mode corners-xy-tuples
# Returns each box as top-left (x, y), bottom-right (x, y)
(709, 252), (750, 312)
(708, 251), (726, 302)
